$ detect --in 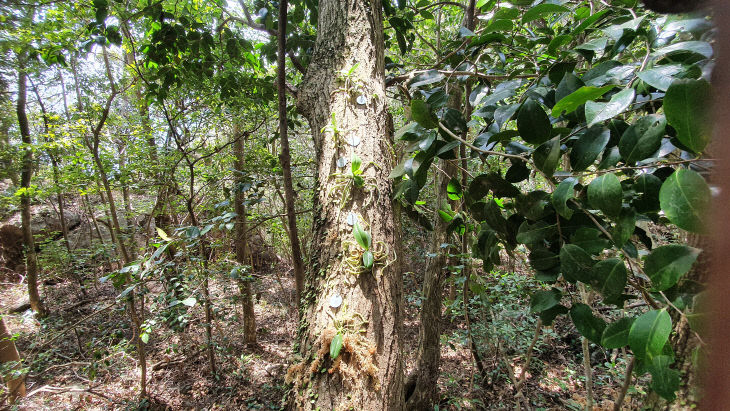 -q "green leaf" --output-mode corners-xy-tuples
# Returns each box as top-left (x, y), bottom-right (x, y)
(570, 303), (606, 344)
(330, 333), (344, 359)
(659, 169), (710, 233)
(447, 177), (463, 201)
(517, 99), (552, 145)
(648, 355), (680, 401)
(636, 65), (686, 91)
(633, 173), (662, 213)
(530, 288), (562, 313)
(540, 304), (569, 326)
(560, 244), (595, 283)
(140, 332), (149, 344)
(612, 207), (636, 247)
(584, 88), (635, 126)
(601, 317), (634, 349)
(516, 221), (557, 245)
(362, 250), (374, 269)
(468, 173), (521, 200)
(181, 297), (197, 307)
(570, 126), (610, 171)
(528, 248), (559, 271)
(411, 99), (438, 129)
(618, 115), (667, 164)
(629, 309), (672, 360)
(551, 178), (577, 219)
(652, 41), (713, 60)
(551, 85), (615, 117)
(664, 79), (711, 153)
(351, 154), (362, 174)
(570, 227), (611, 255)
(587, 173), (623, 217)
(353, 221), (372, 250)
(522, 3), (571, 23)
(644, 245), (700, 291)
(533, 137), (561, 178)
(591, 258), (627, 300)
